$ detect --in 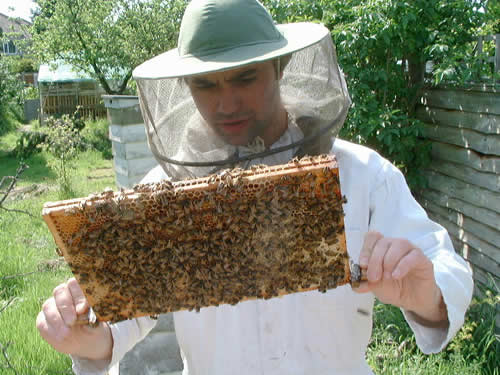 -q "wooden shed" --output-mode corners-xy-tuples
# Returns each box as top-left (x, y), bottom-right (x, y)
(38, 62), (107, 122)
